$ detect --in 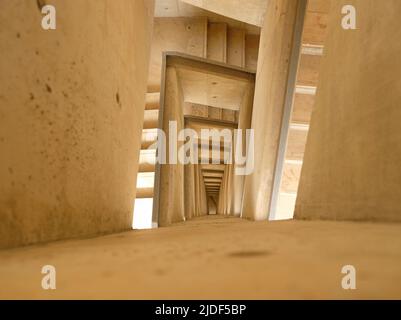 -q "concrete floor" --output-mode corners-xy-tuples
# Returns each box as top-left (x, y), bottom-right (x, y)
(1, 216), (401, 299)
